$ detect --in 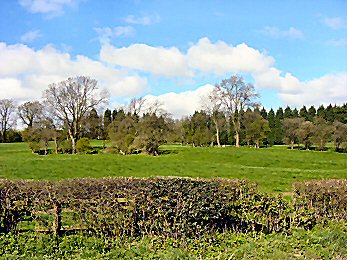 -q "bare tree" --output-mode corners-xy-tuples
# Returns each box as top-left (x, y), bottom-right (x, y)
(43, 76), (109, 153)
(201, 89), (224, 147)
(126, 97), (146, 116)
(214, 75), (259, 147)
(0, 99), (16, 142)
(18, 101), (44, 128)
